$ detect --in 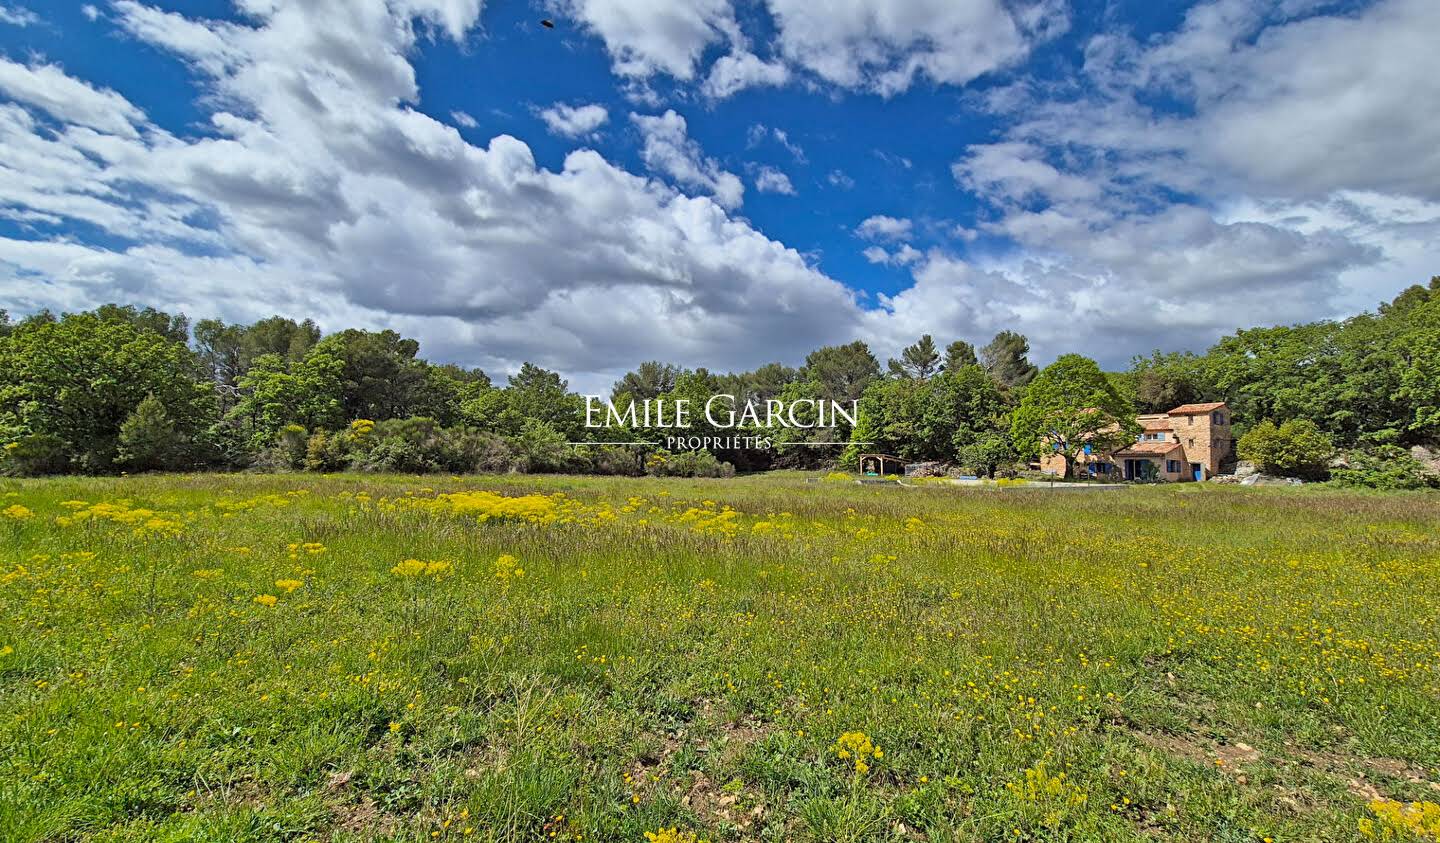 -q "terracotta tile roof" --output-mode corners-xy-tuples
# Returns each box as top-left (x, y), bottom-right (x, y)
(1115, 441), (1184, 456)
(1139, 417), (1172, 431)
(1167, 402), (1226, 415)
